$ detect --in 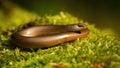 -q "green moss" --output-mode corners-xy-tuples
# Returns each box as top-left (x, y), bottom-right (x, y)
(0, 1), (120, 68)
